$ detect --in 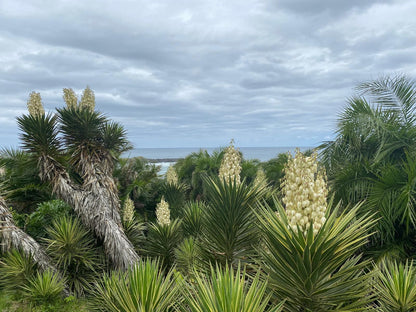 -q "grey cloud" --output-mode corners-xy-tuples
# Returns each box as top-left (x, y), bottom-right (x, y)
(0, 0), (414, 149)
